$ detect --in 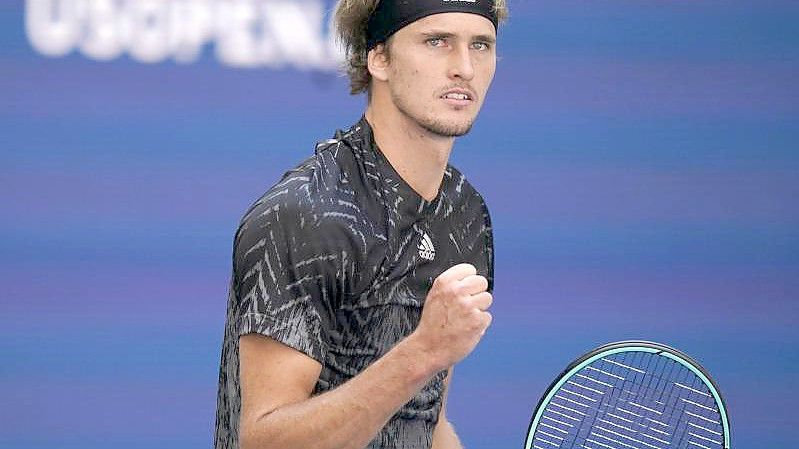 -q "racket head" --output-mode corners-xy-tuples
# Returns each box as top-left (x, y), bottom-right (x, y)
(524, 340), (730, 449)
